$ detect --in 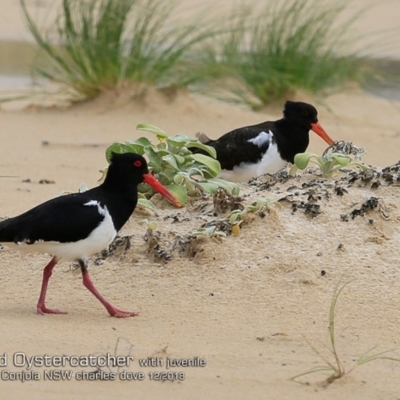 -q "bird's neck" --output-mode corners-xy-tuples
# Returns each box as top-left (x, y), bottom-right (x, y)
(98, 182), (139, 231)
(274, 119), (310, 163)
